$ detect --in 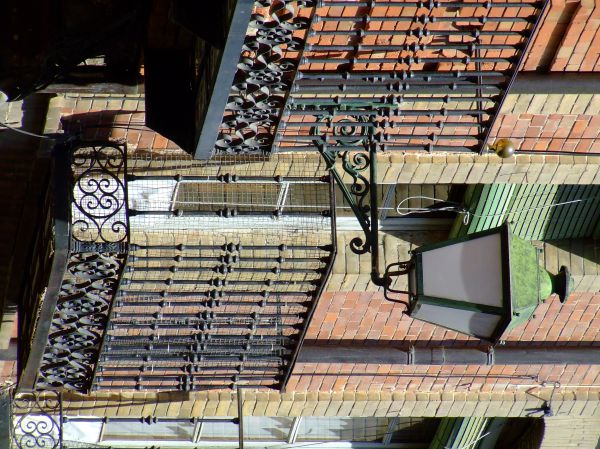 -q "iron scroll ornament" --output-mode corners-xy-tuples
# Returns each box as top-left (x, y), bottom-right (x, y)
(12, 390), (62, 449)
(70, 144), (128, 243)
(215, 0), (315, 155)
(36, 253), (126, 391)
(317, 140), (414, 292)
